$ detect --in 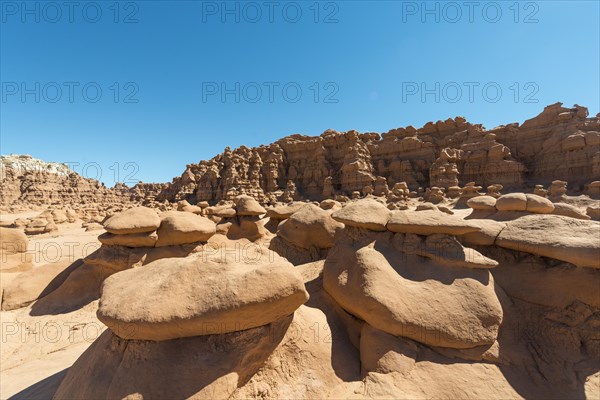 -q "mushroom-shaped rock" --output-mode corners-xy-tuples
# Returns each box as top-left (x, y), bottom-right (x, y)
(323, 242), (502, 349)
(496, 215), (600, 269)
(97, 253), (309, 340)
(84, 223), (104, 232)
(99, 231), (158, 248)
(0, 227), (28, 255)
(206, 205), (236, 218)
(415, 202), (437, 212)
(235, 195), (266, 216)
(51, 209), (68, 224)
(277, 204), (344, 249)
(525, 194), (555, 214)
(467, 196), (497, 211)
(103, 207), (160, 235)
(196, 201), (210, 209)
(552, 203), (591, 220)
(266, 202), (306, 220)
(395, 233), (498, 269)
(155, 211), (216, 247)
(495, 193), (527, 211)
(25, 218), (55, 235)
(332, 198), (392, 231)
(180, 205), (204, 215)
(319, 199), (342, 211)
(177, 200), (191, 209)
(387, 210), (480, 236)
